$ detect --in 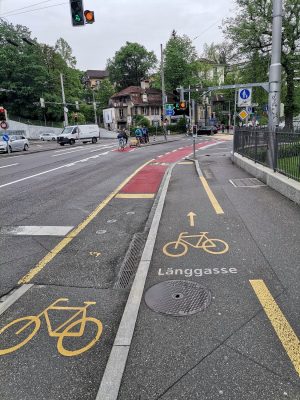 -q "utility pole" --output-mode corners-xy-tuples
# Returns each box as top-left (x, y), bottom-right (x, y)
(160, 44), (167, 141)
(92, 90), (98, 125)
(268, 0), (282, 130)
(60, 73), (68, 127)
